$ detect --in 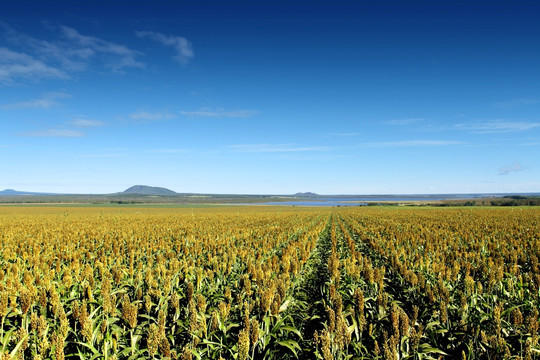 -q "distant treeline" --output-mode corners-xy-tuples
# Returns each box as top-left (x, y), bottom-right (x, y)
(436, 195), (540, 207)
